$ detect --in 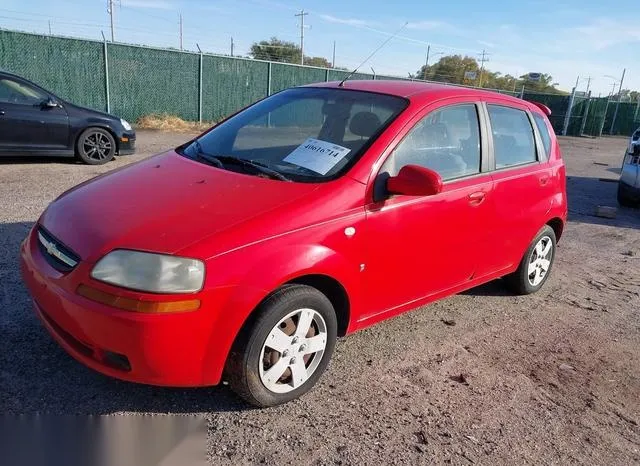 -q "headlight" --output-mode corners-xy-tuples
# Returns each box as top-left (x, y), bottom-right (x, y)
(120, 119), (132, 131)
(91, 250), (205, 293)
